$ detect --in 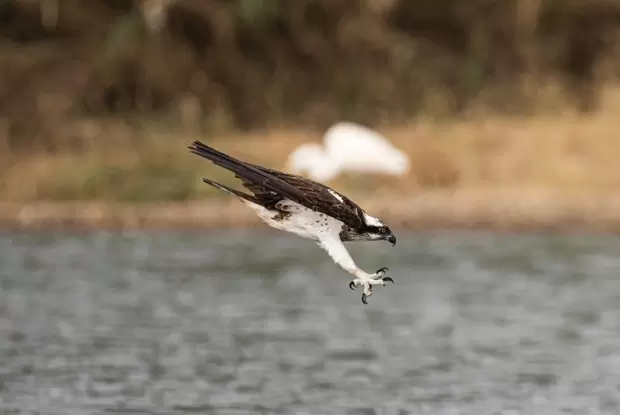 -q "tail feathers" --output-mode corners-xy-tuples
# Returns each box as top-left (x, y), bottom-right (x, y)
(201, 178), (257, 204)
(189, 140), (305, 204)
(188, 140), (244, 171)
(189, 140), (229, 159)
(189, 140), (258, 179)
